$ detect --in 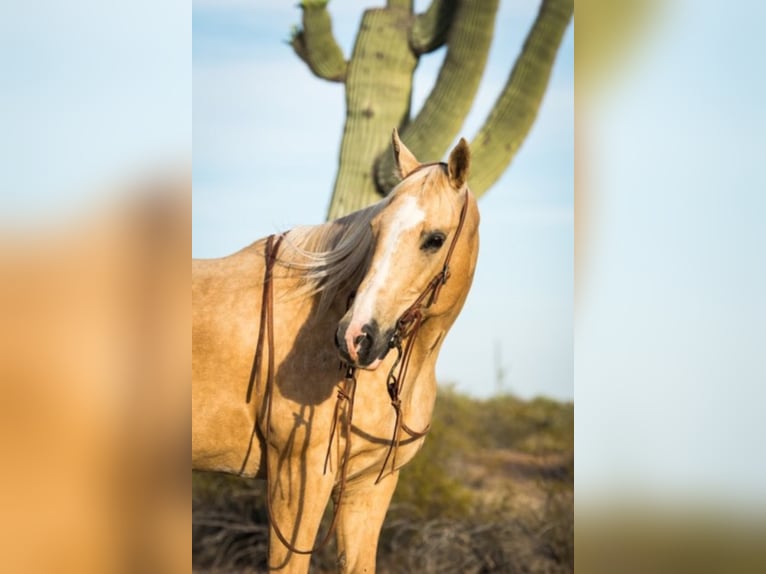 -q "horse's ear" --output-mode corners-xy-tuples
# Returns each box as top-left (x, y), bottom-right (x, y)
(447, 137), (471, 190)
(392, 128), (420, 179)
